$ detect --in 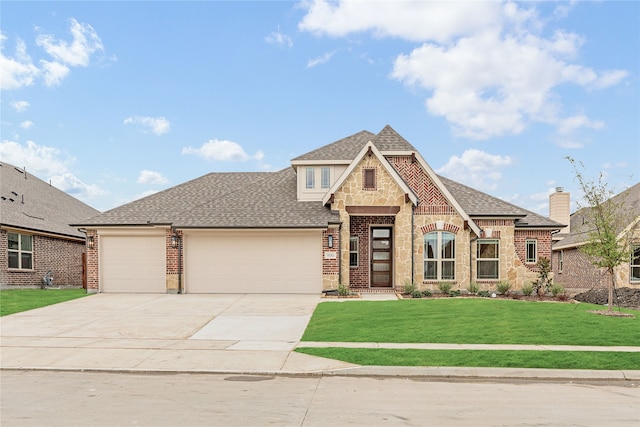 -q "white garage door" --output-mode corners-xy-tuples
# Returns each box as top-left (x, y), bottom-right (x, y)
(184, 230), (322, 294)
(100, 233), (166, 293)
